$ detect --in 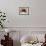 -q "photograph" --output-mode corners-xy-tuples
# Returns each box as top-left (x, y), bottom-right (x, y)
(19, 7), (29, 15)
